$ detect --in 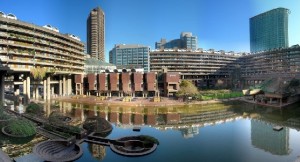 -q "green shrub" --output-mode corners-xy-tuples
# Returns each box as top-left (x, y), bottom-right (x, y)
(7, 119), (36, 136)
(48, 112), (81, 134)
(26, 102), (42, 114)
